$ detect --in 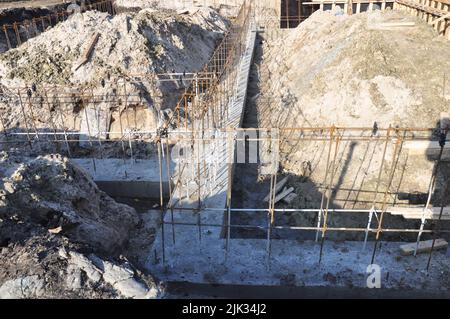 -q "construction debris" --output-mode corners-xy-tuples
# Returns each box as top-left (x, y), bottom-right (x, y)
(263, 176), (289, 202)
(74, 32), (101, 71)
(400, 239), (449, 256)
(387, 207), (450, 220)
(273, 187), (295, 205)
(282, 192), (298, 205)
